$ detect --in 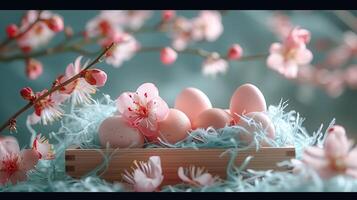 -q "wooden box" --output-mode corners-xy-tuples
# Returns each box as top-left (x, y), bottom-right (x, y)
(65, 147), (295, 185)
